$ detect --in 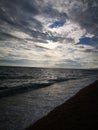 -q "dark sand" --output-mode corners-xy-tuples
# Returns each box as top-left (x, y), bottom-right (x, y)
(26, 80), (98, 130)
